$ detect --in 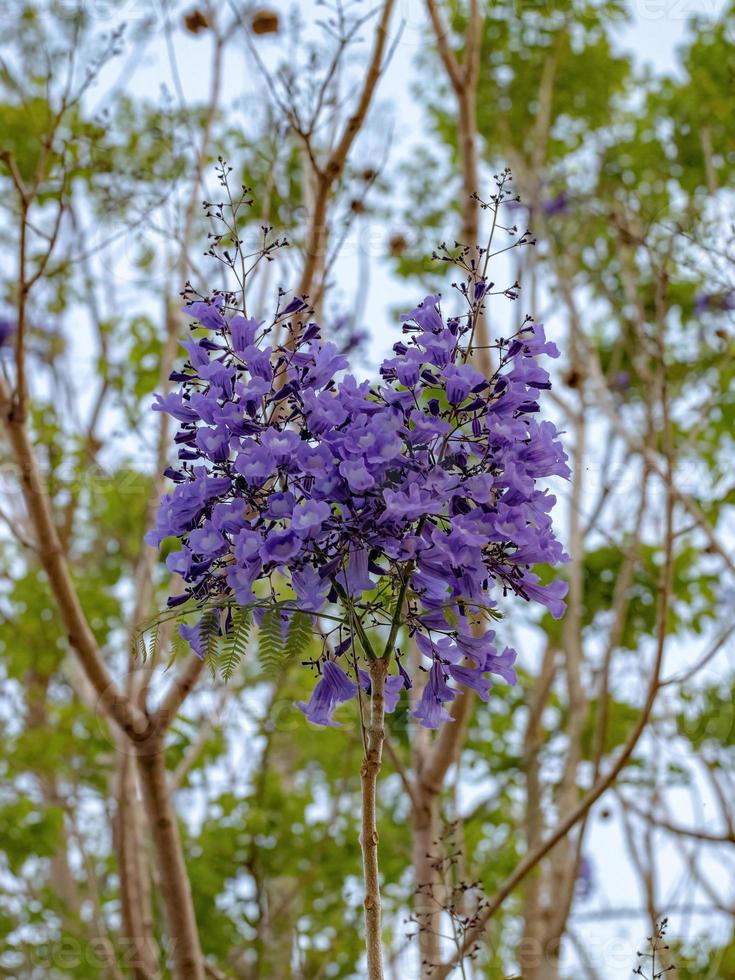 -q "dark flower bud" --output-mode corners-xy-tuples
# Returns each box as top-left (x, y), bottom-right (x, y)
(167, 593), (191, 608)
